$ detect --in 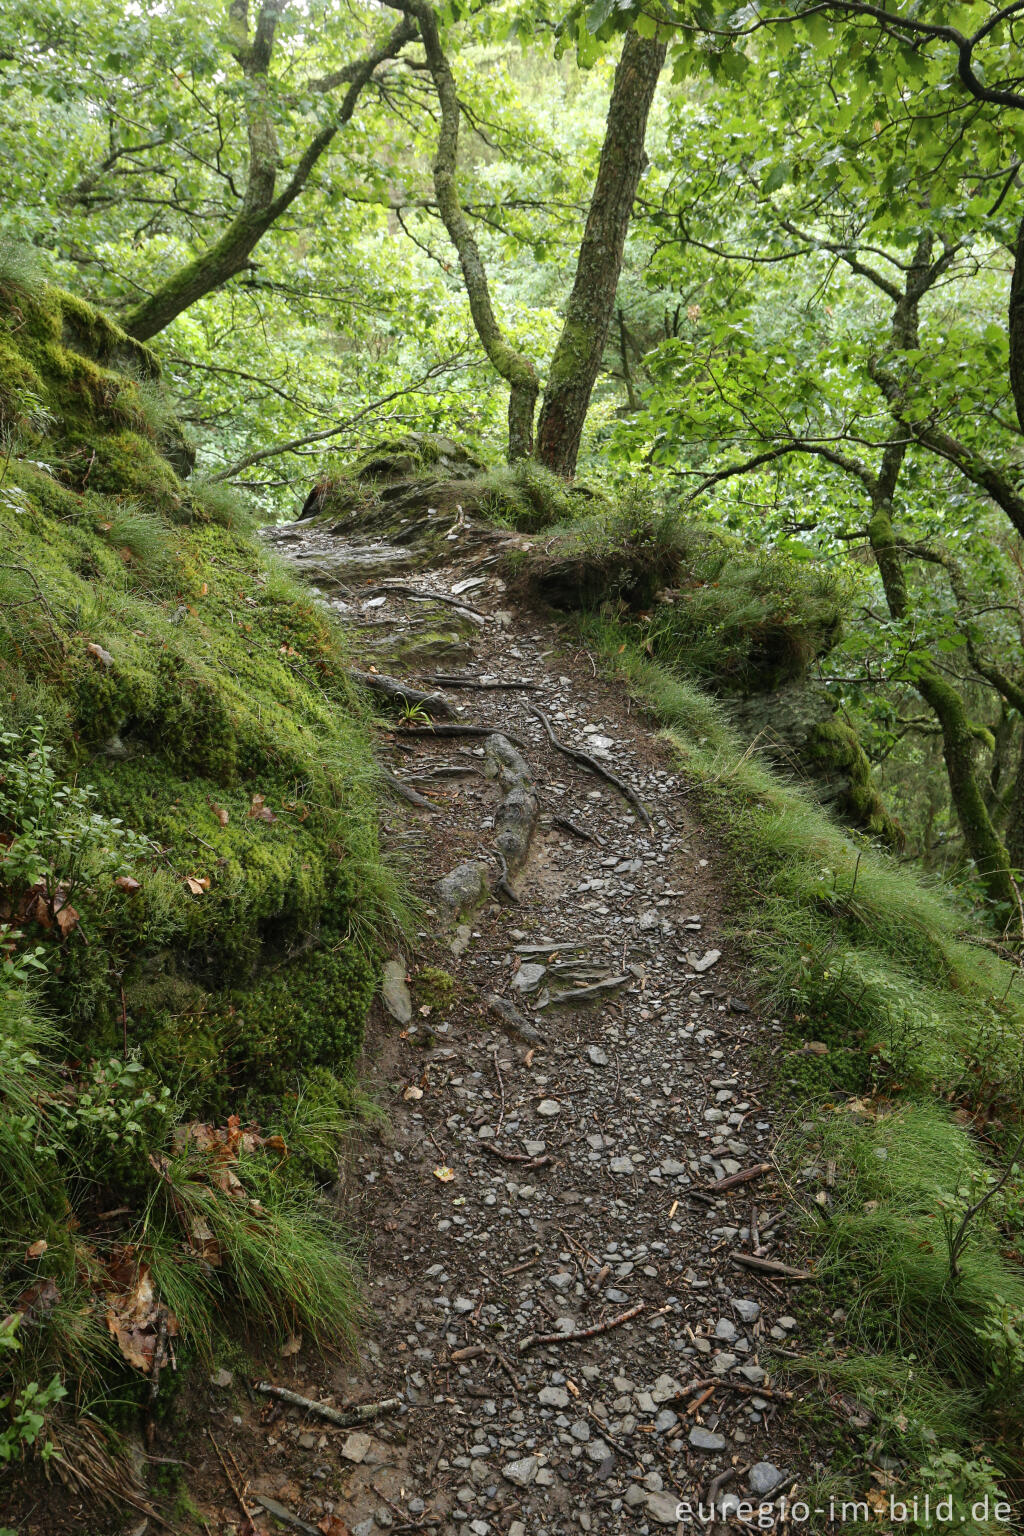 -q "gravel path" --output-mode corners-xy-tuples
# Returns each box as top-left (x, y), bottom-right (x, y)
(196, 525), (817, 1536)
